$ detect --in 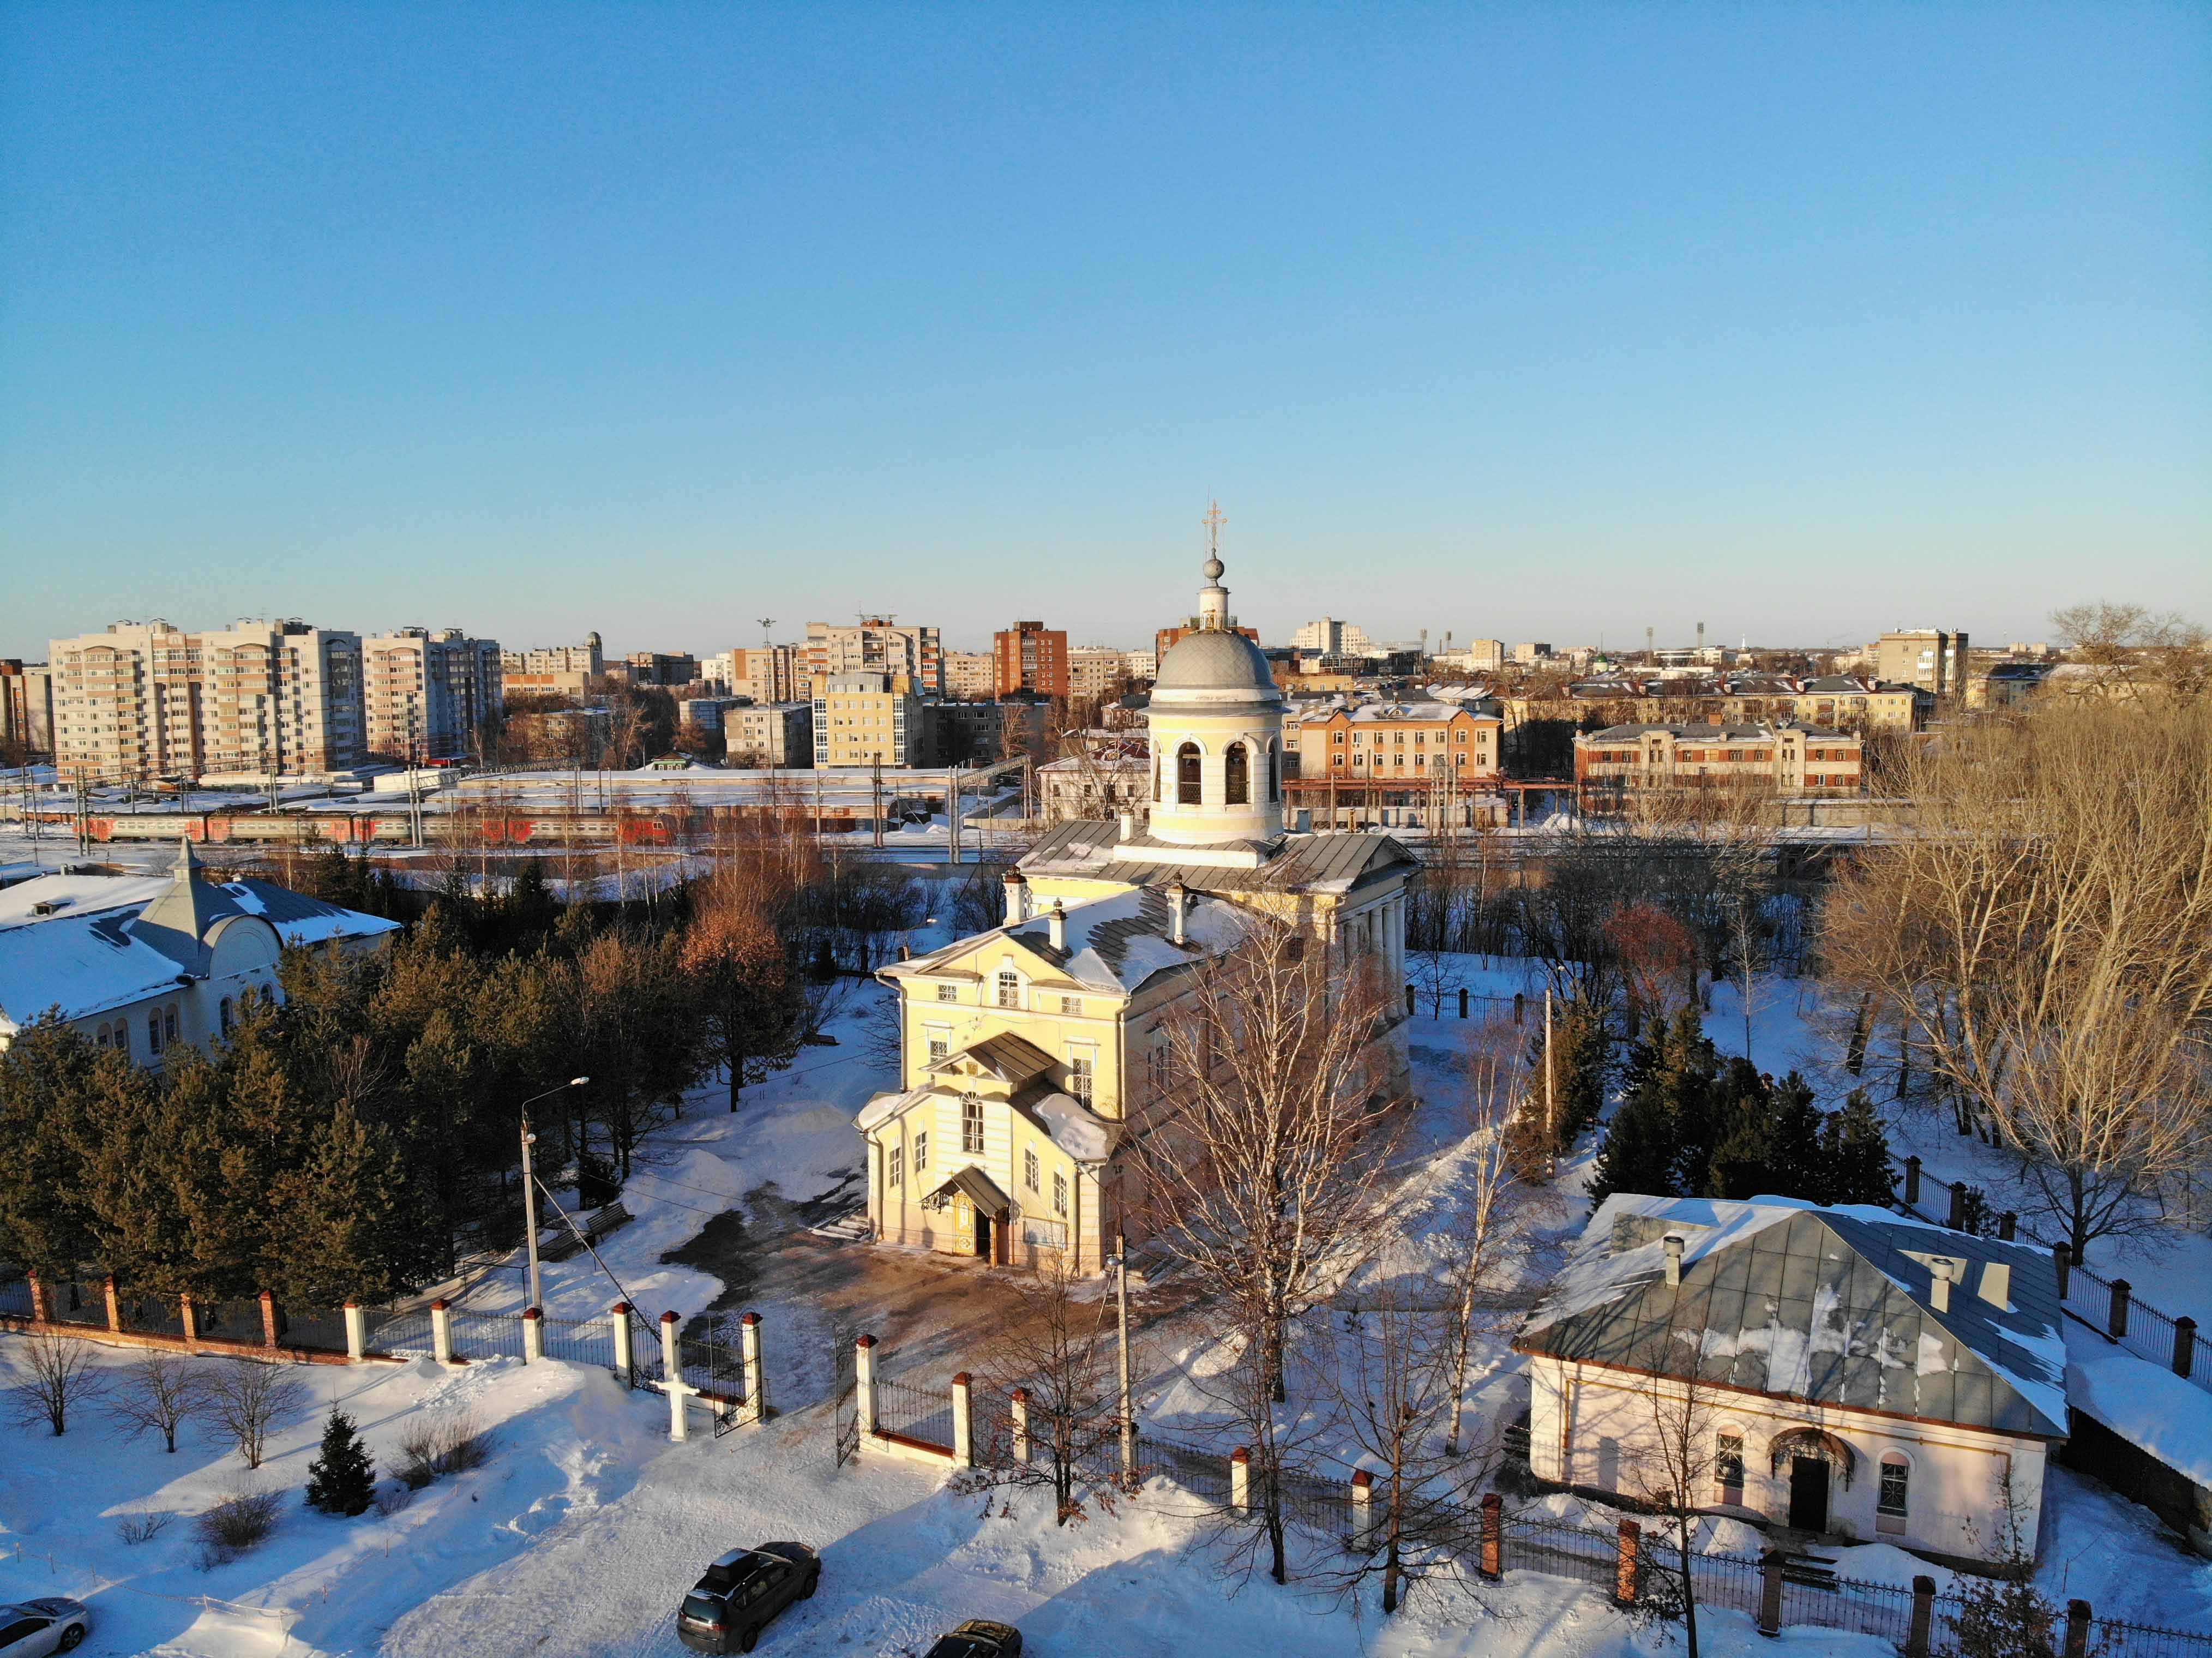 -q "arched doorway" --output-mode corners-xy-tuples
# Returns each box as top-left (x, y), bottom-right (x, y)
(1177, 742), (1203, 804)
(1224, 742), (1249, 805)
